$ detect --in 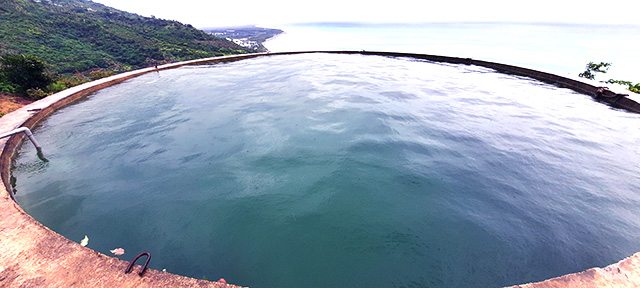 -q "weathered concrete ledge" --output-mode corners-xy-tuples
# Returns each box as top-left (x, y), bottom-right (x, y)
(507, 252), (640, 288)
(0, 53), (262, 288)
(1, 51), (639, 287)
